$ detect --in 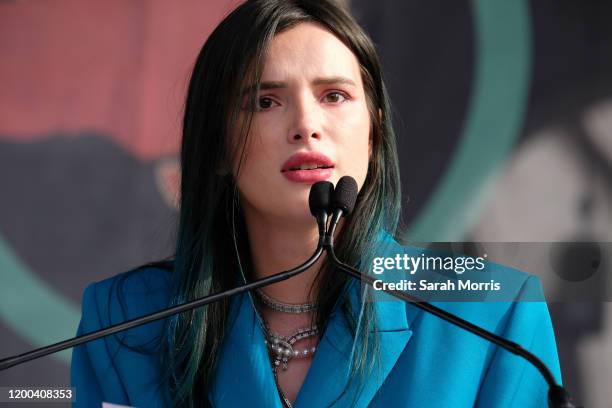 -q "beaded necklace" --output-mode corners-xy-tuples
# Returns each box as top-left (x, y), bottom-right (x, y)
(254, 290), (319, 408)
